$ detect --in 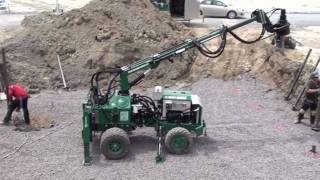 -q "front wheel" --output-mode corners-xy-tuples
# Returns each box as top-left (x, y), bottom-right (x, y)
(100, 127), (130, 160)
(165, 127), (193, 154)
(227, 11), (237, 19)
